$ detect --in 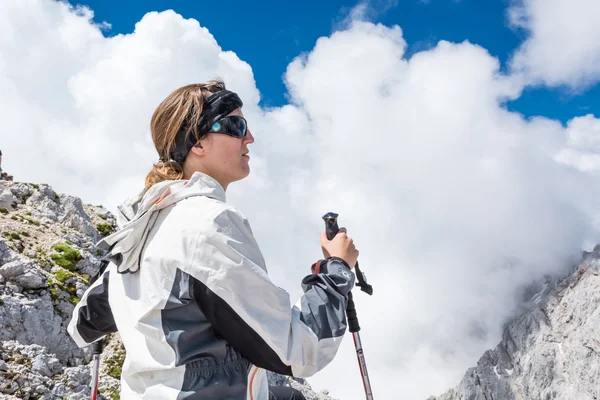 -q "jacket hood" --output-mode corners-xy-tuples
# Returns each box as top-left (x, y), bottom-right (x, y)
(98, 172), (226, 274)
